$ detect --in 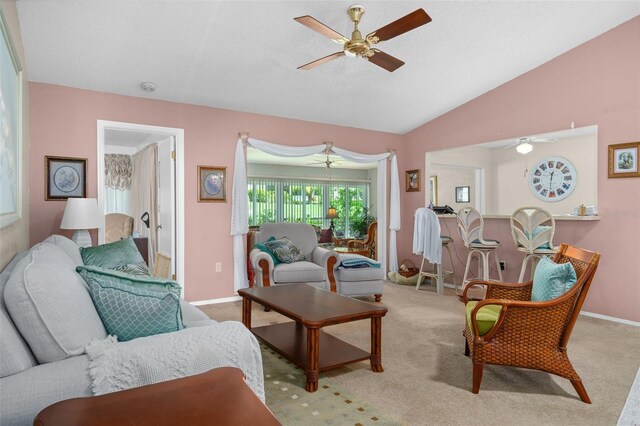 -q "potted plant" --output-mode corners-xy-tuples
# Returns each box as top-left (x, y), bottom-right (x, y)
(350, 207), (376, 238)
